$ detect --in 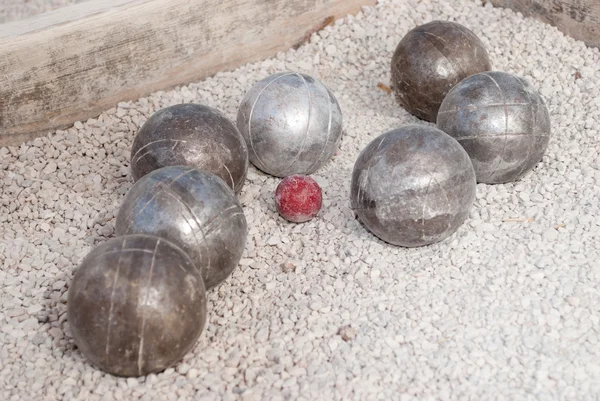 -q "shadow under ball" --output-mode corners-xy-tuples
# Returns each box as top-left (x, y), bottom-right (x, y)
(116, 166), (247, 290)
(237, 72), (343, 177)
(391, 20), (492, 122)
(350, 125), (476, 247)
(131, 103), (248, 194)
(67, 234), (207, 377)
(437, 71), (551, 184)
